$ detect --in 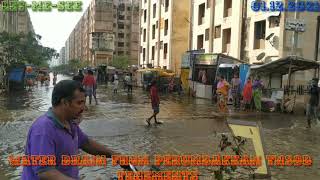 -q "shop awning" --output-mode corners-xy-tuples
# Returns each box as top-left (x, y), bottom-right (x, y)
(251, 56), (320, 75)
